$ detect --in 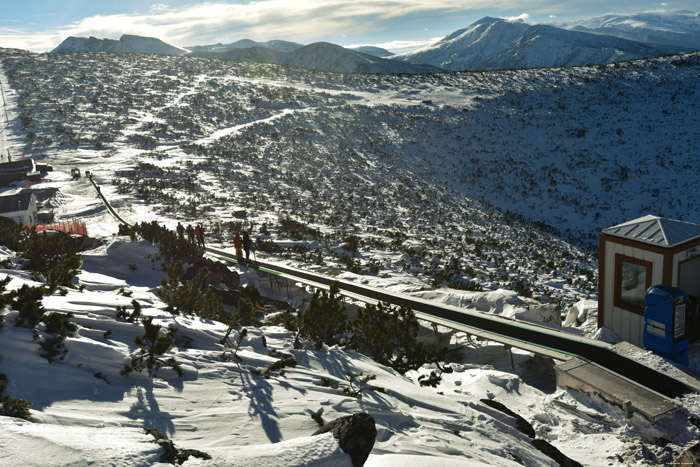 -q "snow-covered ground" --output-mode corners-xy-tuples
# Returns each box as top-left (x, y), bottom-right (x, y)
(2, 48), (700, 465)
(2, 240), (700, 466)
